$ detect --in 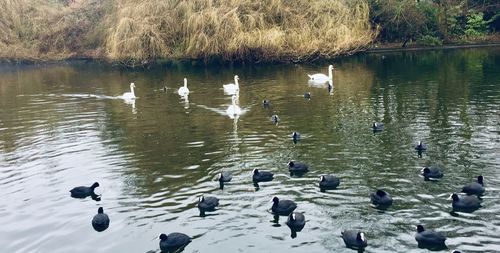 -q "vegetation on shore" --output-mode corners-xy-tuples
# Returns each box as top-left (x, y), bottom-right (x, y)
(0, 0), (376, 64)
(0, 0), (498, 64)
(369, 0), (500, 47)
